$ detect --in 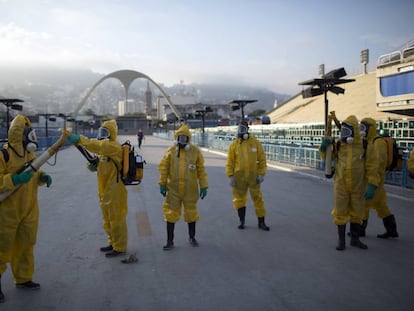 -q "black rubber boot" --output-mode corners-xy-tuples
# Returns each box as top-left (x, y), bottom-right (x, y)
(163, 222), (175, 250)
(237, 207), (246, 229)
(188, 222), (198, 246)
(258, 217), (270, 231)
(0, 274), (4, 303)
(350, 223), (368, 249)
(377, 214), (399, 239)
(347, 219), (367, 237)
(360, 219), (368, 237)
(15, 281), (40, 289)
(105, 250), (126, 257)
(336, 225), (346, 251)
(100, 245), (113, 252)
